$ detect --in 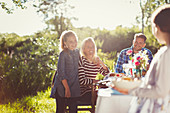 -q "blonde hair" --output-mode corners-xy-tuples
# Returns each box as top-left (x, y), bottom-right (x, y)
(59, 30), (78, 52)
(80, 37), (97, 58)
